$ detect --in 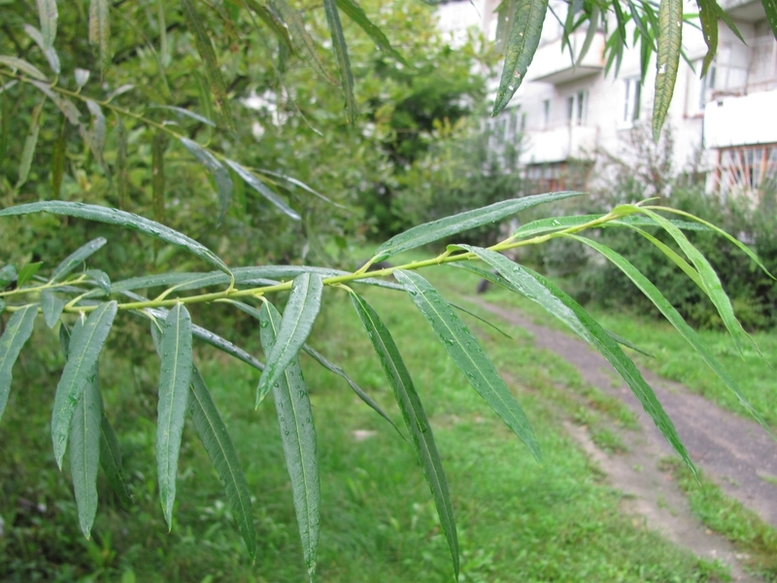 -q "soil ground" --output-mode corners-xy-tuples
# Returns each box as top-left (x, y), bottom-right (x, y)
(470, 297), (777, 582)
